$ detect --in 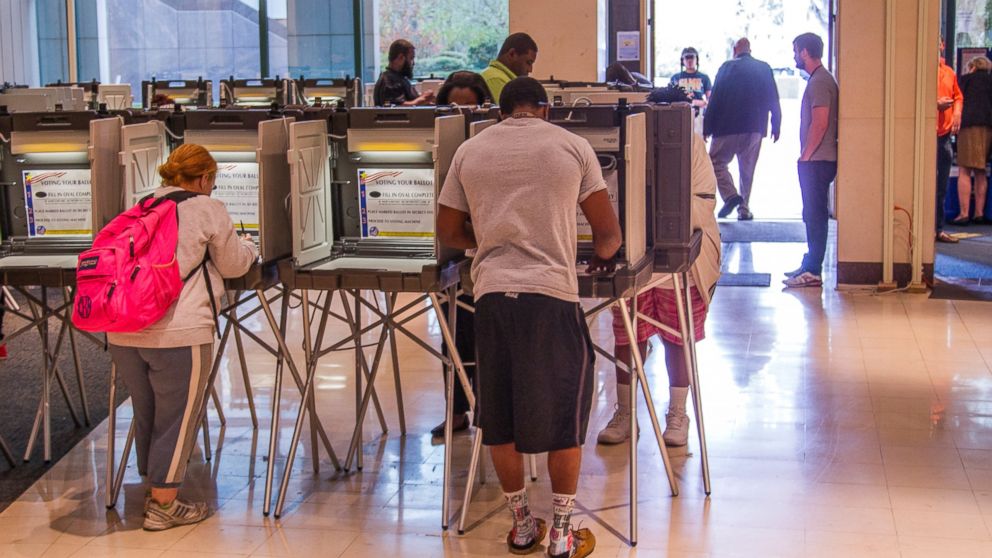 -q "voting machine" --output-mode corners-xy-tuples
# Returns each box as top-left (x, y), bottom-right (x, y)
(142, 78), (213, 108)
(220, 77), (292, 108)
(279, 106), (466, 292)
(293, 77), (362, 108)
